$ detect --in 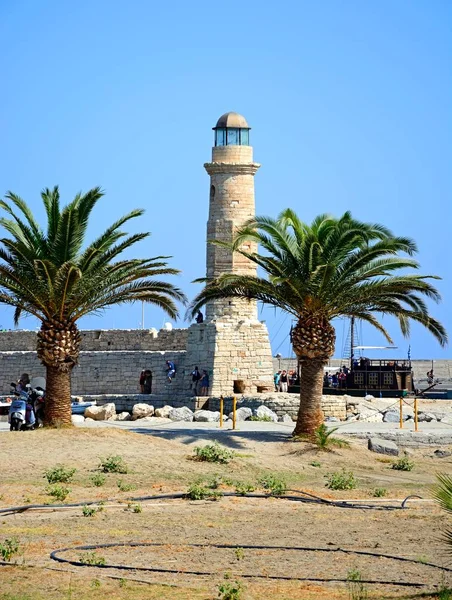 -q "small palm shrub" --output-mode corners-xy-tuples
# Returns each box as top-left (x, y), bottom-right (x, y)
(193, 442), (234, 464)
(312, 424), (350, 451)
(326, 469), (357, 490)
(432, 473), (452, 555)
(43, 465), (76, 484)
